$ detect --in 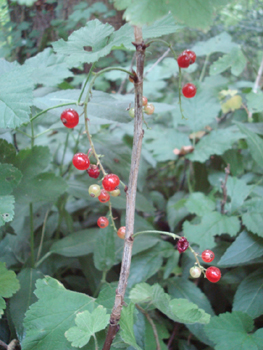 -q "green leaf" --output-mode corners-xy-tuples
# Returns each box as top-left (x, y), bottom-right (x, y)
(0, 262), (20, 316)
(173, 89), (221, 131)
(192, 32), (238, 56)
(167, 192), (189, 231)
(119, 303), (143, 350)
(204, 311), (263, 350)
(246, 91), (263, 114)
(142, 13), (184, 38)
(0, 65), (33, 129)
(14, 0), (36, 5)
(183, 212), (240, 251)
(233, 269), (263, 319)
(185, 192), (215, 217)
(50, 229), (97, 257)
(97, 282), (120, 311)
(22, 277), (96, 350)
(0, 164), (22, 195)
(235, 121), (263, 169)
(242, 213), (263, 237)
(0, 140), (16, 164)
(226, 177), (252, 213)
(94, 225), (115, 272)
(0, 195), (15, 227)
(218, 231), (263, 267)
(52, 20), (134, 67)
(210, 48), (247, 76)
(10, 268), (44, 341)
(169, 298), (210, 324)
(65, 306), (110, 348)
(187, 129), (243, 163)
(24, 48), (74, 86)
